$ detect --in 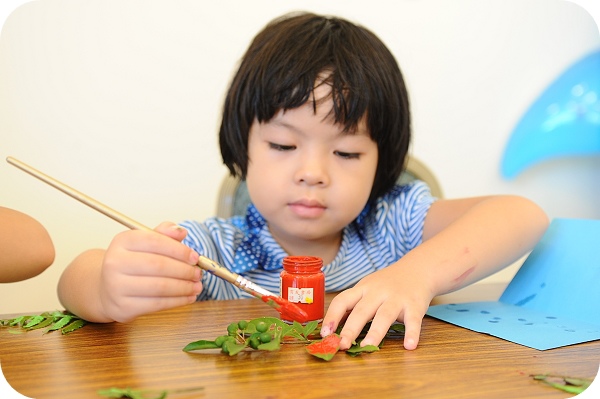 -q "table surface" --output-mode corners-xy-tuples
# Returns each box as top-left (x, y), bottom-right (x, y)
(1, 285), (598, 399)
